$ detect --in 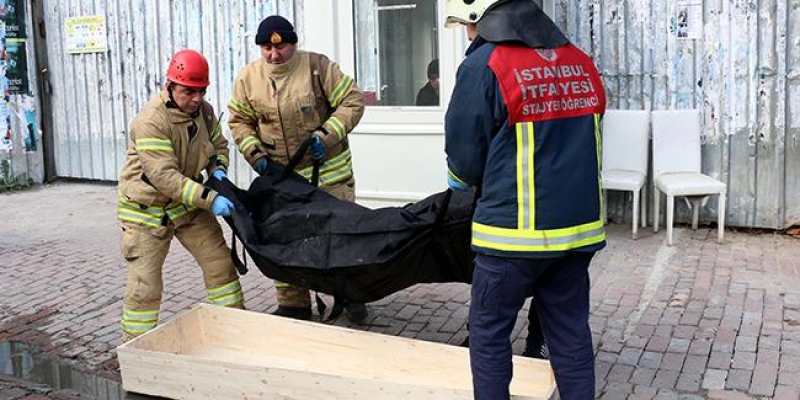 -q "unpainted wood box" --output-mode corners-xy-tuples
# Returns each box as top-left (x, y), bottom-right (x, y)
(117, 304), (557, 399)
